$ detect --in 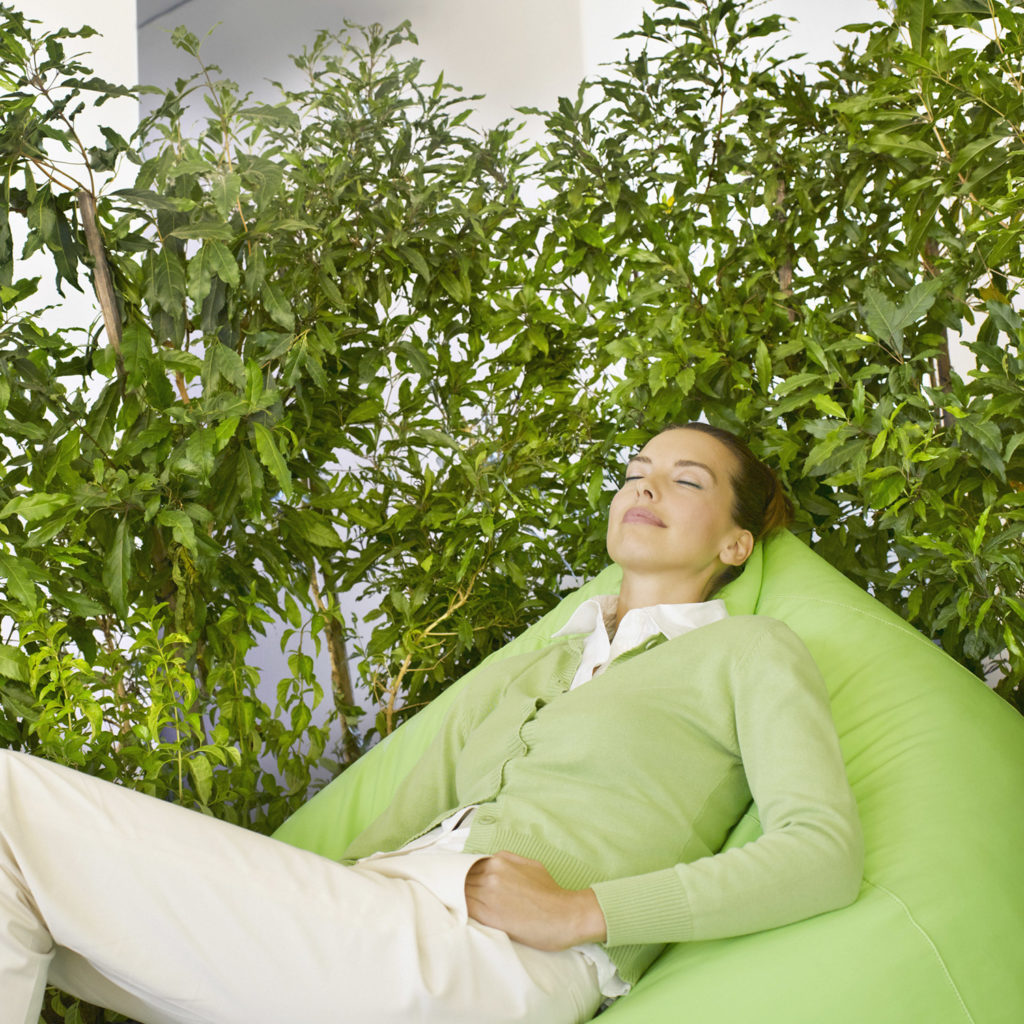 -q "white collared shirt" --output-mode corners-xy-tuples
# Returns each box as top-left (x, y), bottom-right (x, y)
(554, 594), (729, 690)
